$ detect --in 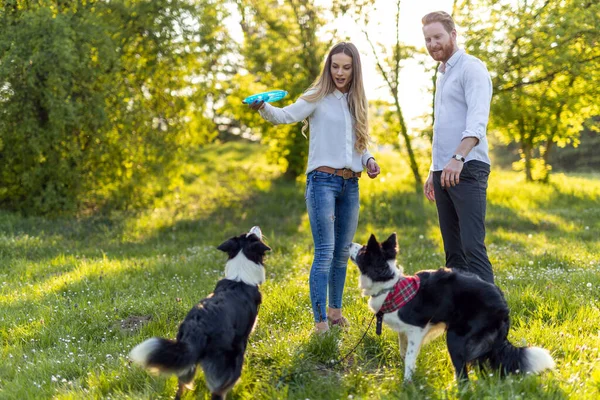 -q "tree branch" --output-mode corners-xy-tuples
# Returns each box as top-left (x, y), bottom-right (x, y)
(497, 54), (600, 92)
